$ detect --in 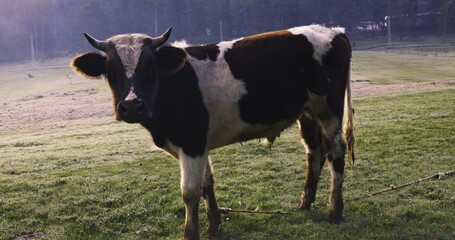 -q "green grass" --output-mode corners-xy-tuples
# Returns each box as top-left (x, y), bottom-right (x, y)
(352, 51), (455, 84)
(1, 54), (455, 239)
